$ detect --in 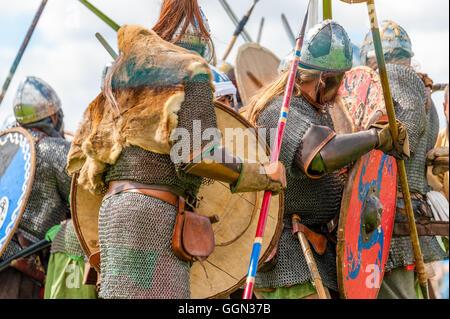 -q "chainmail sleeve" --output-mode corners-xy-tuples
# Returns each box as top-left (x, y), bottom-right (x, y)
(21, 136), (72, 236)
(49, 137), (72, 205)
(175, 73), (218, 156)
(386, 64), (427, 155)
